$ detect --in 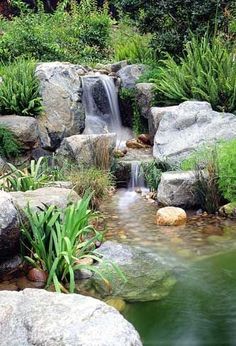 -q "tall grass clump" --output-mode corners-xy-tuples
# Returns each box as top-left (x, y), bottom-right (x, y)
(155, 35), (236, 113)
(0, 59), (42, 117)
(0, 126), (21, 159)
(21, 194), (106, 293)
